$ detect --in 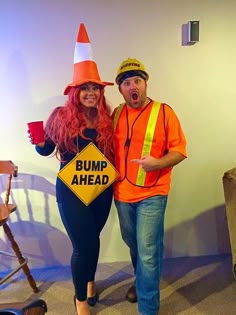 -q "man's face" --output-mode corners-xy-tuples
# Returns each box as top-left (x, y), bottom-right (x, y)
(119, 75), (147, 109)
